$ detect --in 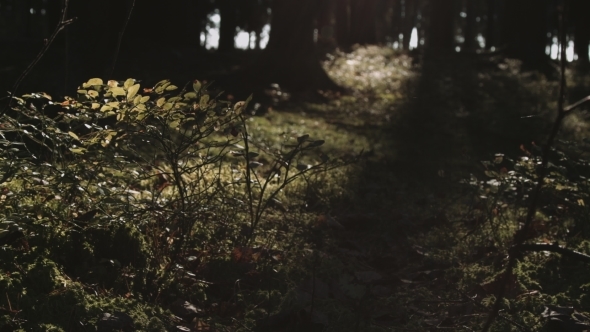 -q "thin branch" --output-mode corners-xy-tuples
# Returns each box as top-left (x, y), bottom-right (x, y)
(481, 2), (569, 331)
(1, 0), (75, 116)
(516, 243), (590, 263)
(108, 0), (136, 79)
